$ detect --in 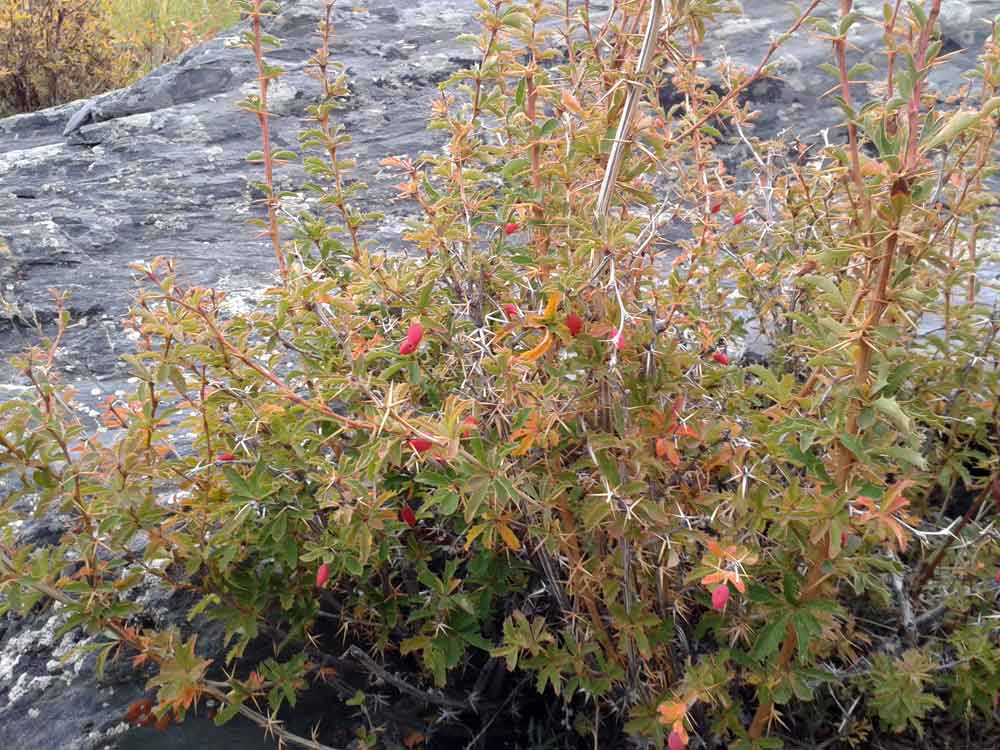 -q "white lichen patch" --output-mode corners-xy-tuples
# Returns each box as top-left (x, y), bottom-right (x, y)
(6, 673), (55, 705)
(86, 720), (130, 745)
(0, 610), (65, 685)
